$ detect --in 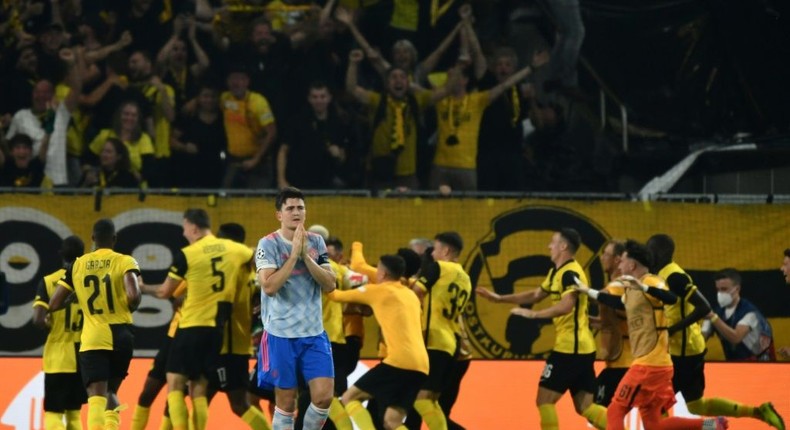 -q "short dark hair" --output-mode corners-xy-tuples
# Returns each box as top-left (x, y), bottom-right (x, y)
(558, 228), (581, 254)
(624, 239), (652, 269)
(385, 66), (409, 80)
(607, 239), (626, 256)
(491, 46), (518, 64)
(435, 231), (463, 255)
(60, 236), (84, 263)
(647, 233), (675, 269)
(308, 80), (330, 93)
(93, 219), (116, 245)
(714, 268), (742, 286)
(197, 78), (221, 93)
(218, 222), (246, 243)
(396, 248), (421, 278)
(784, 249), (790, 259)
(275, 187), (305, 210)
(379, 255), (406, 280)
(226, 62), (250, 76)
(251, 16), (272, 31)
(131, 49), (152, 64)
(183, 208), (210, 229)
(8, 134), (33, 149)
(325, 236), (343, 251)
